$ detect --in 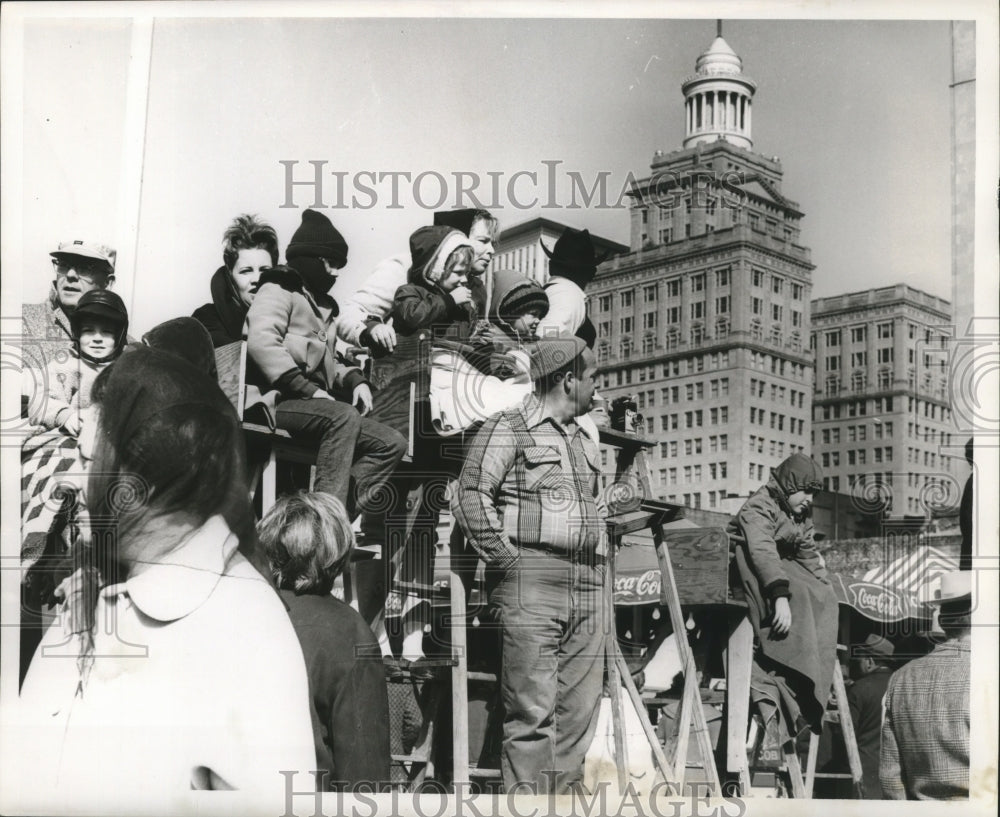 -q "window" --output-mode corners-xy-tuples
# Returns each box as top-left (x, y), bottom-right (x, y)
(599, 295), (612, 312)
(643, 285), (657, 303)
(643, 312), (657, 330)
(715, 295), (731, 314)
(690, 301), (705, 320)
(752, 269), (765, 287)
(691, 274), (705, 292)
(720, 434), (728, 451)
(620, 317), (633, 334)
(791, 283), (803, 300)
(666, 279), (681, 298)
(621, 290), (634, 308)
(596, 342), (610, 363)
(771, 276), (784, 295)
(620, 338), (633, 359)
(851, 326), (867, 344)
(642, 335), (655, 354)
(666, 306), (680, 326)
(877, 322), (893, 339)
(715, 268), (730, 287)
(826, 330), (841, 346)
(826, 356), (840, 372)
(772, 304), (783, 322)
(598, 321), (611, 338)
(877, 348), (893, 364)
(751, 297), (763, 316)
(851, 351), (867, 368)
